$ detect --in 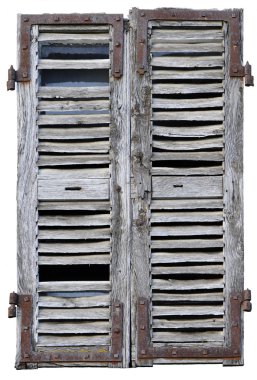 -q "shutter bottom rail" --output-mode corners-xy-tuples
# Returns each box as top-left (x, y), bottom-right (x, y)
(10, 294), (123, 368)
(137, 291), (251, 363)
